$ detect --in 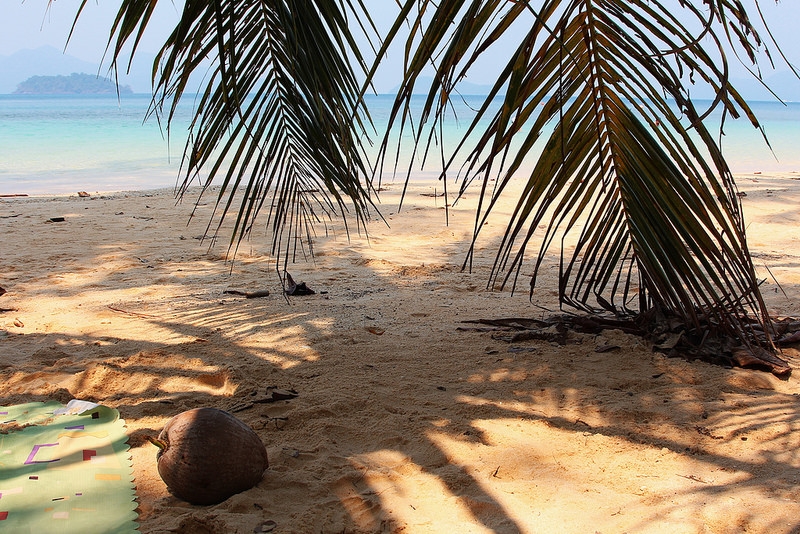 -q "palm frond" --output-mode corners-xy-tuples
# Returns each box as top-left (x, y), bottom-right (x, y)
(91, 0), (379, 268)
(378, 0), (783, 345)
(68, 0), (795, 352)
